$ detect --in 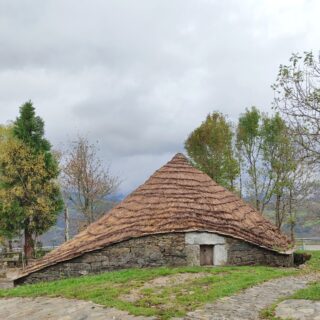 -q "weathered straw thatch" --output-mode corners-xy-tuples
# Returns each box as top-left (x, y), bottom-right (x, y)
(20, 153), (292, 277)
